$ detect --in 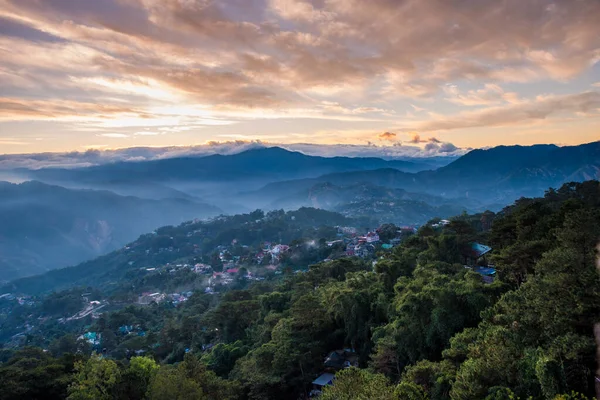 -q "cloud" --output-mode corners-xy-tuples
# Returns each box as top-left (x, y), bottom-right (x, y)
(378, 131), (397, 141)
(412, 90), (600, 133)
(1, 0), (598, 108)
(134, 131), (163, 136)
(99, 133), (129, 138)
(408, 134), (426, 144)
(443, 83), (521, 106)
(0, 141), (466, 170)
(0, 0), (599, 149)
